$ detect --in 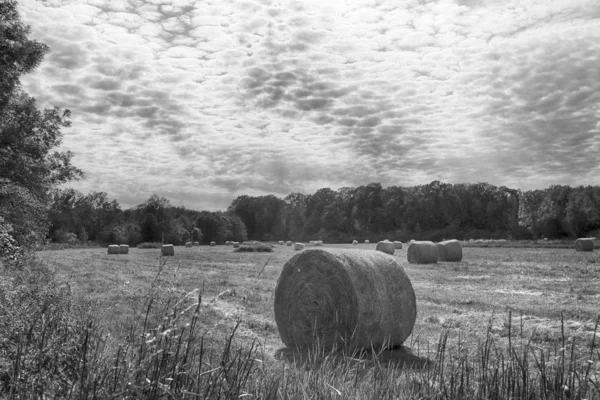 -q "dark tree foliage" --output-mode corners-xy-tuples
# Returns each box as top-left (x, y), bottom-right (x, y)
(1, 1), (83, 247)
